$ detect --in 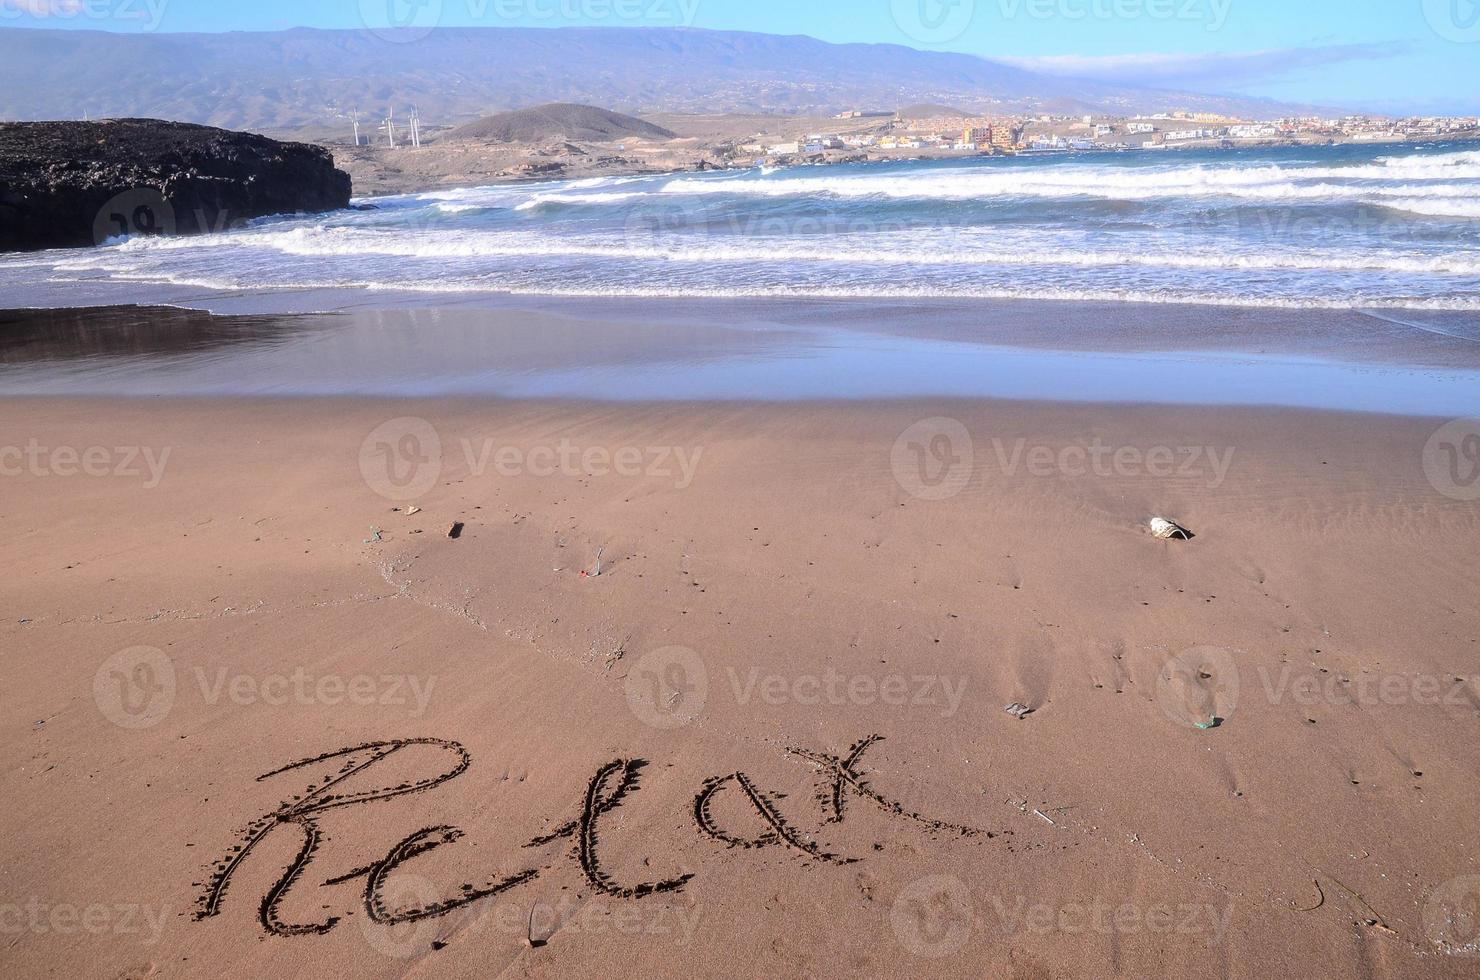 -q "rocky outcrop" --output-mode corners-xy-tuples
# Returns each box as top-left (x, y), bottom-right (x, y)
(0, 118), (351, 252)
